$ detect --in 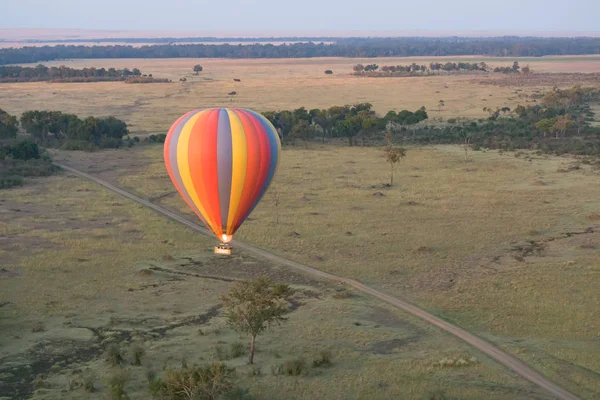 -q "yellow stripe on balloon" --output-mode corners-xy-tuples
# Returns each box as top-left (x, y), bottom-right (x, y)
(176, 110), (219, 233)
(226, 109), (248, 234)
